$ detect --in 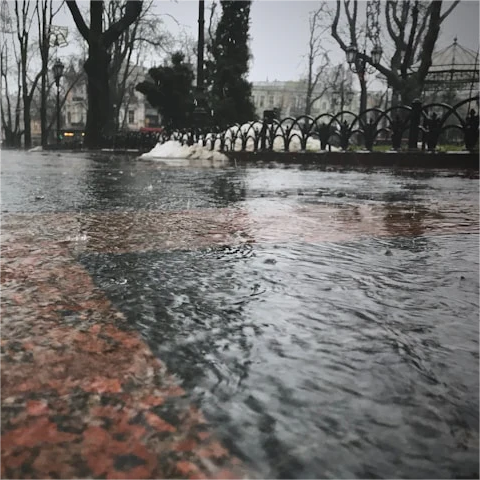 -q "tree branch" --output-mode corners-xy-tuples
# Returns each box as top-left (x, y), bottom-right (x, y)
(402, 0), (419, 77)
(103, 1), (143, 47)
(66, 1), (89, 40)
(416, 0), (442, 81)
(331, 0), (348, 51)
(440, 0), (459, 22)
